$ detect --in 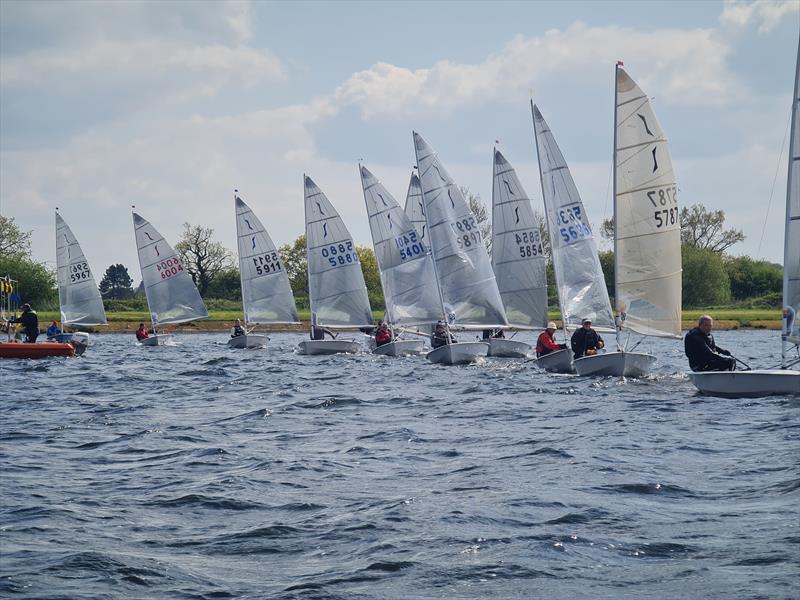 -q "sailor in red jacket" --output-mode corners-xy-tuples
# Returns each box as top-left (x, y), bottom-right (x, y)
(375, 322), (393, 347)
(536, 321), (567, 357)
